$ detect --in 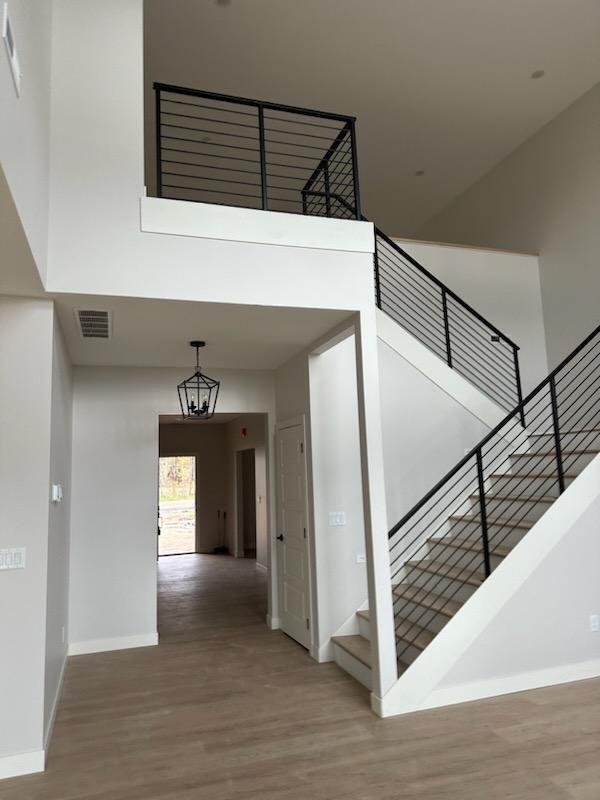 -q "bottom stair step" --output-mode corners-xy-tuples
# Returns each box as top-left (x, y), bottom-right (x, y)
(332, 634), (371, 667)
